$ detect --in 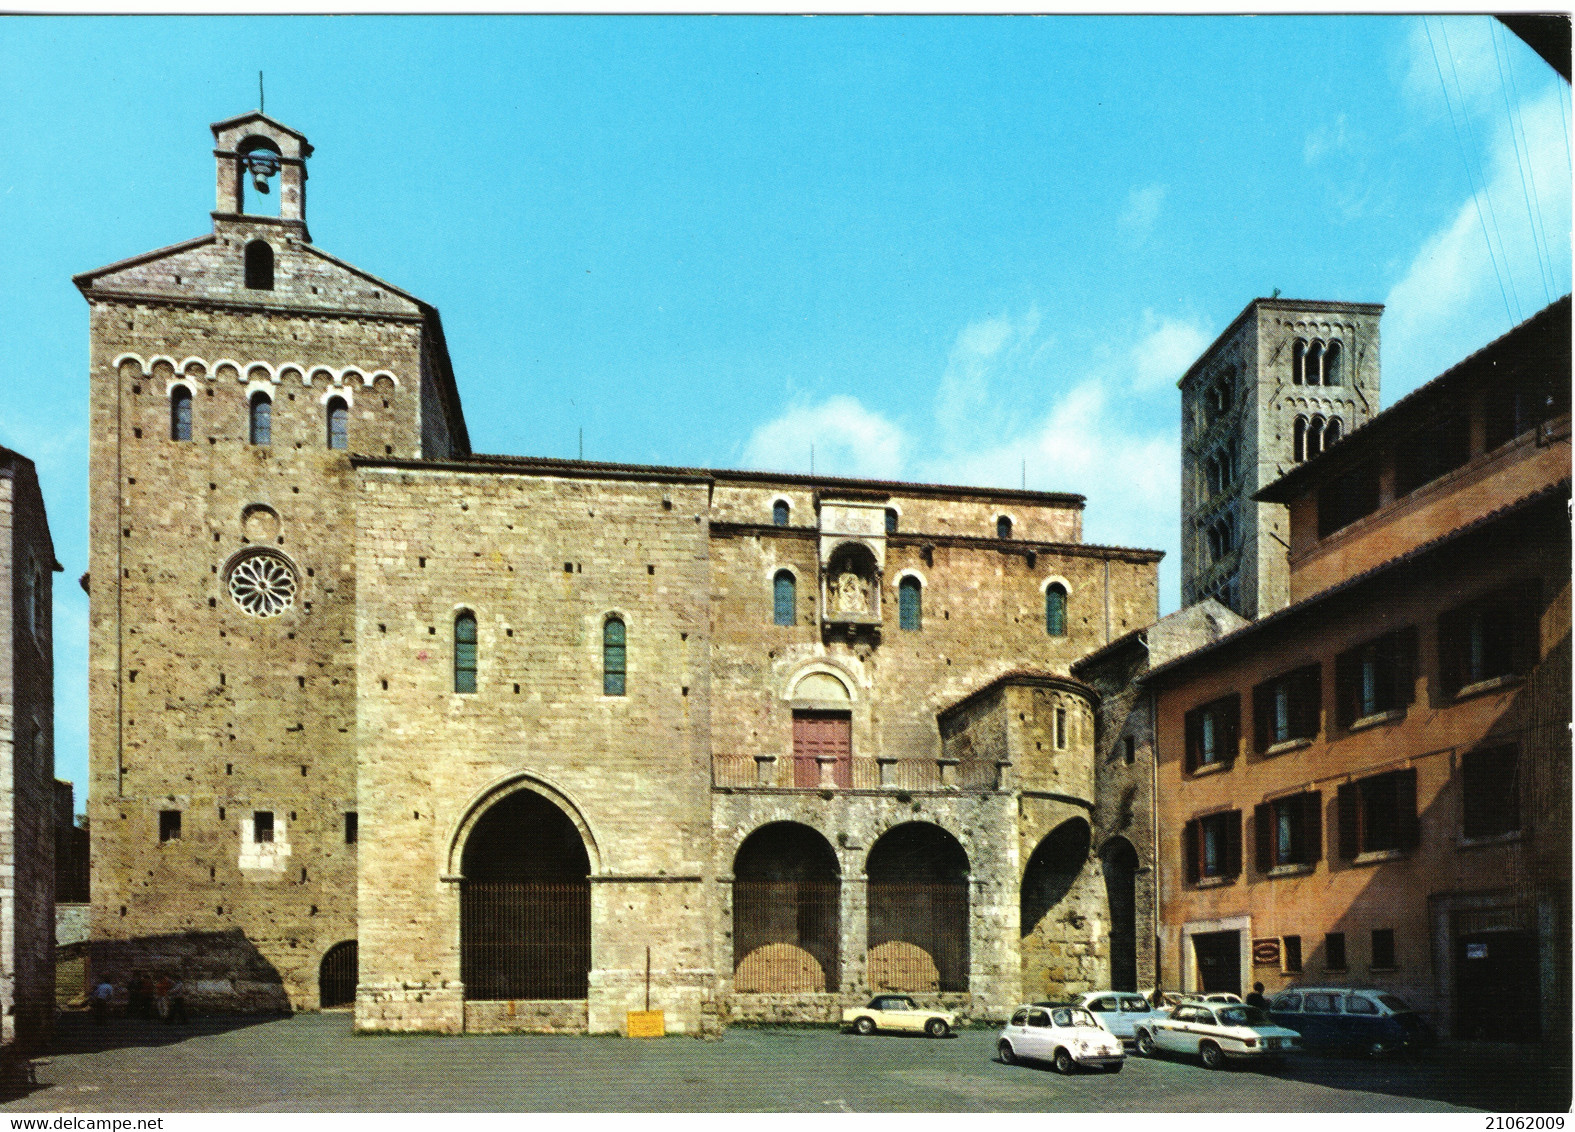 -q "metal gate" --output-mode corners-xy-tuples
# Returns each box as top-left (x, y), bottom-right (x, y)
(867, 881), (969, 992)
(461, 881), (591, 1000)
(319, 940), (357, 1008)
(733, 880), (841, 992)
